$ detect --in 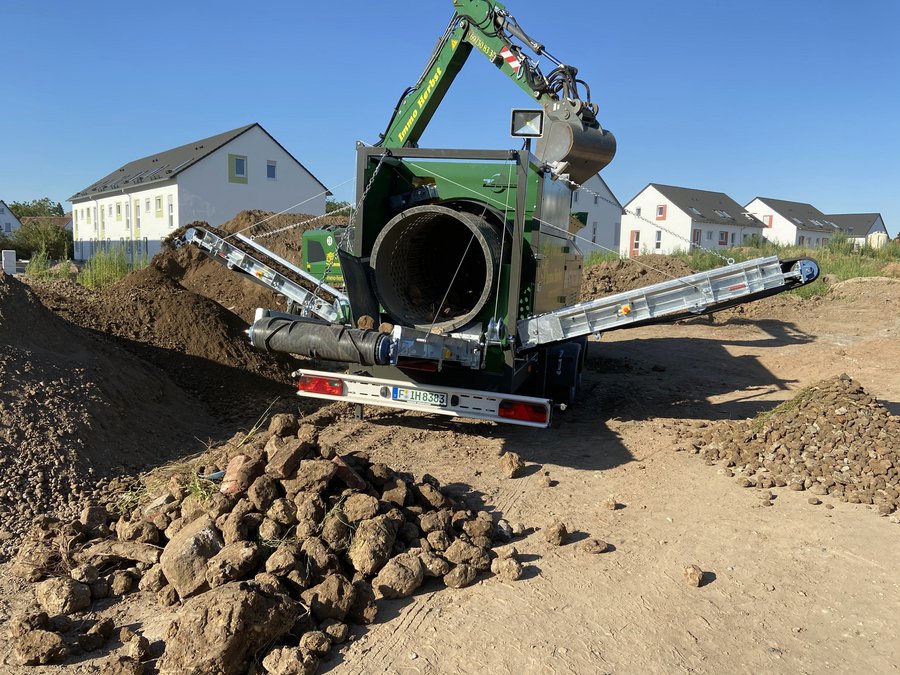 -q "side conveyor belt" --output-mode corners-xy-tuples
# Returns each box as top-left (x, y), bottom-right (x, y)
(516, 257), (819, 350)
